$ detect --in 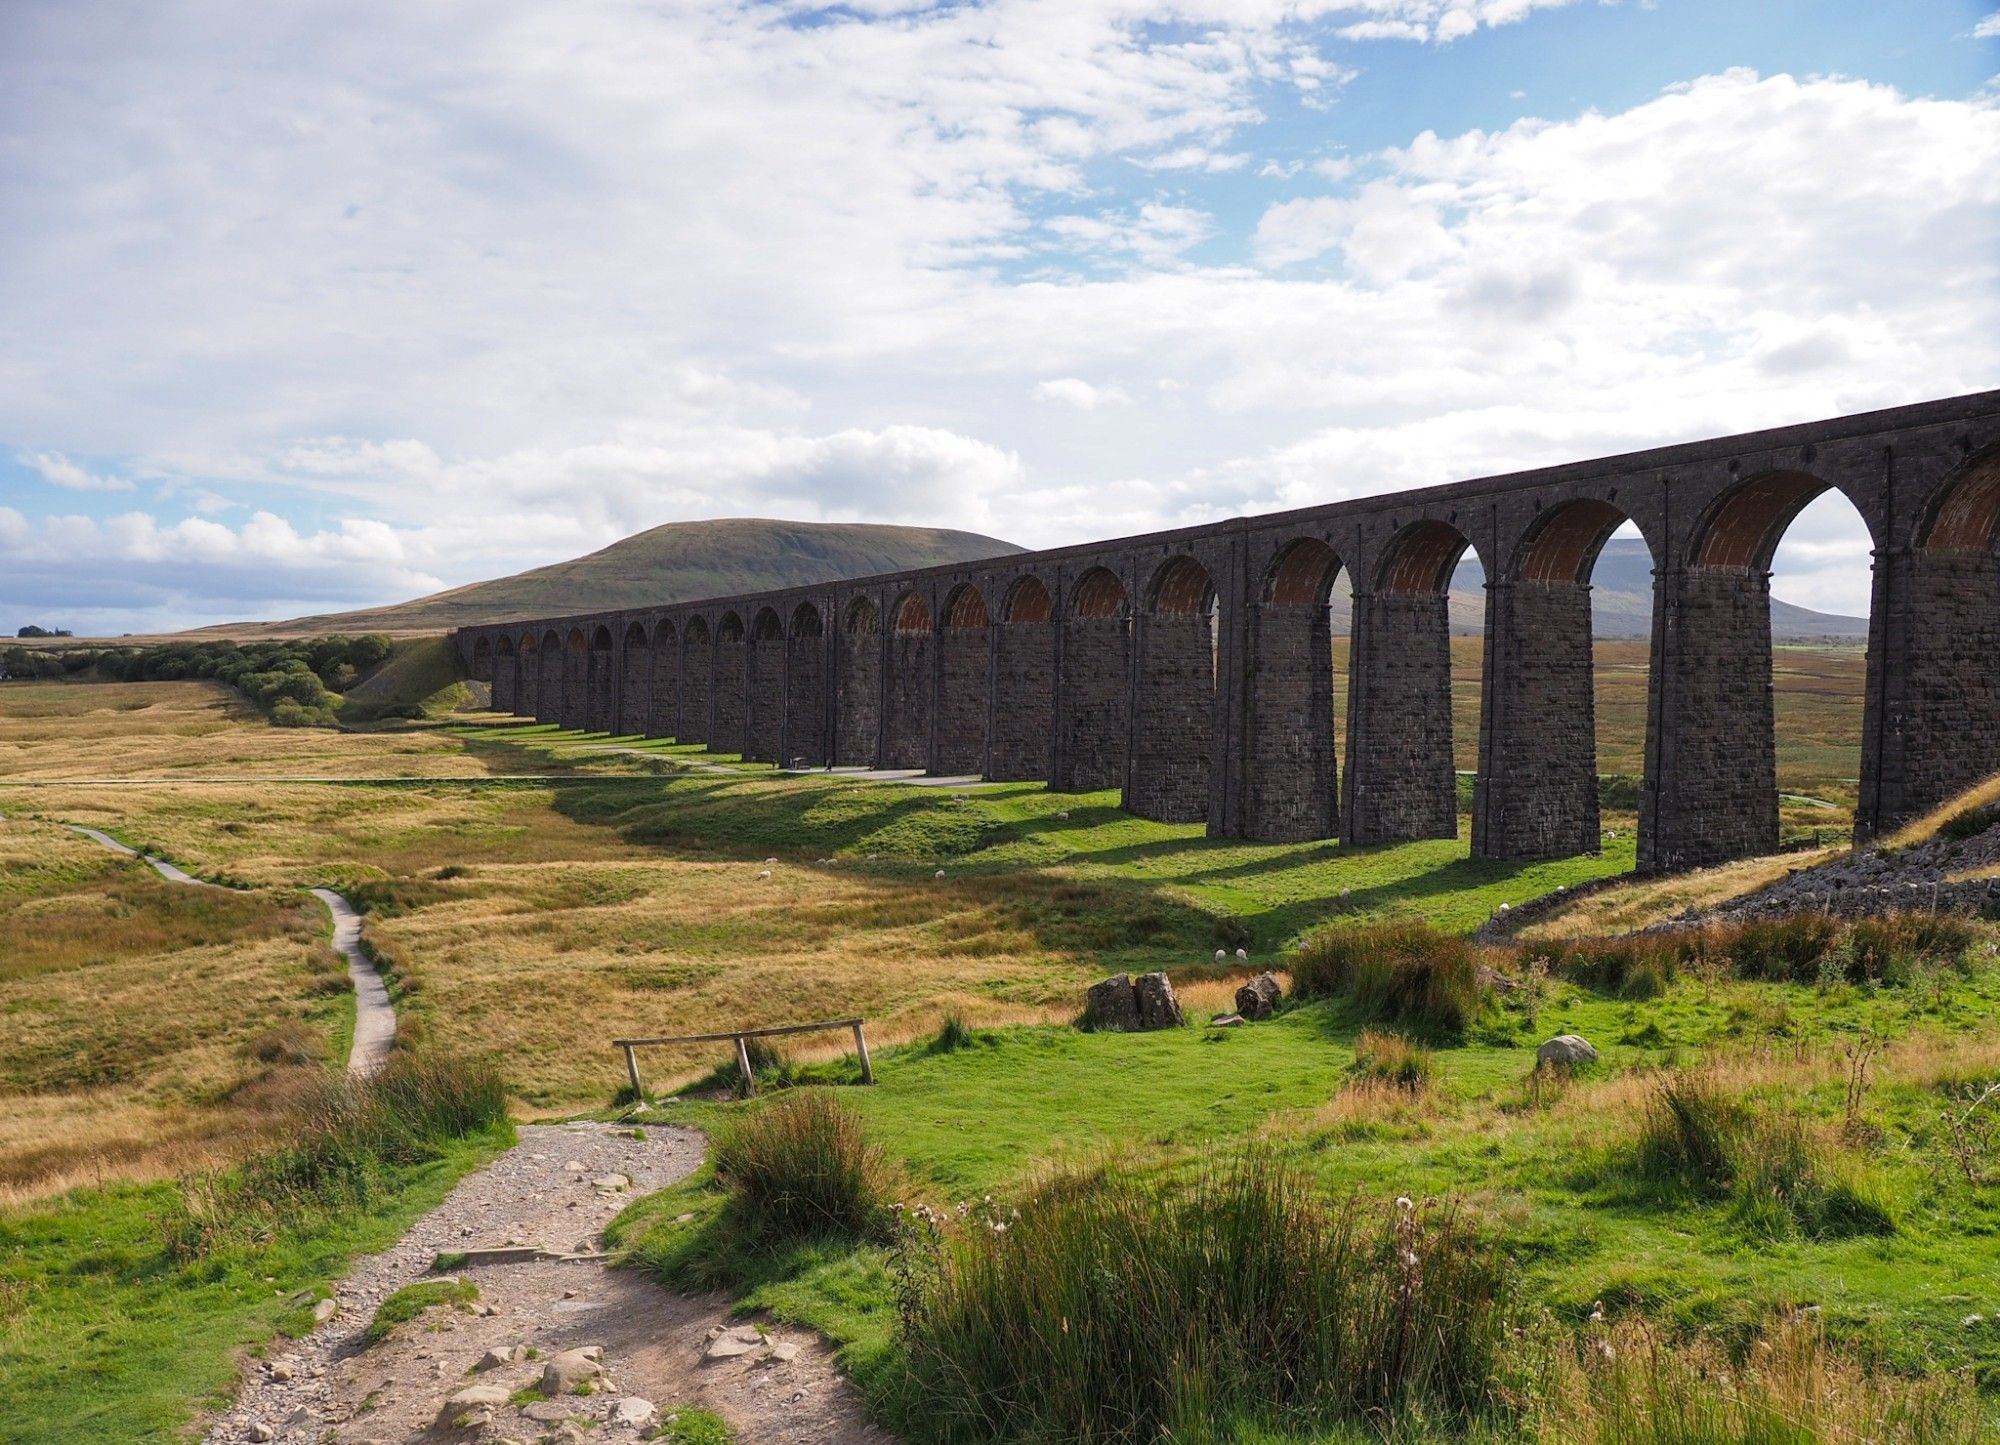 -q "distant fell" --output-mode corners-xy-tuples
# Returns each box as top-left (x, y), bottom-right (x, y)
(187, 519), (1026, 638)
